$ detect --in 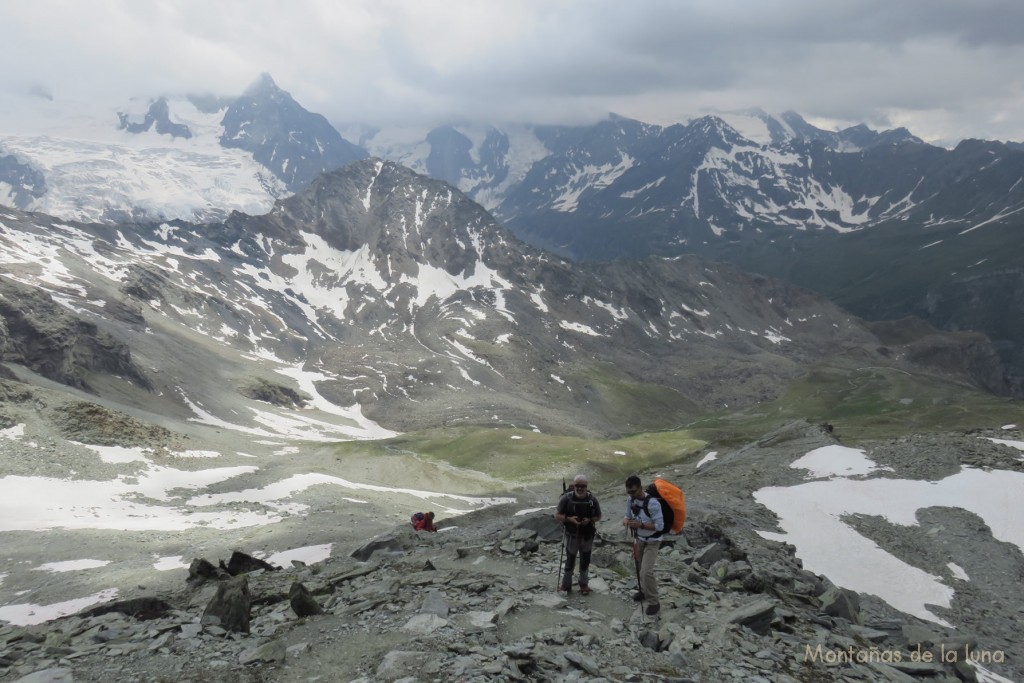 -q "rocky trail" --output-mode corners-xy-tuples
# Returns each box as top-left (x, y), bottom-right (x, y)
(2, 423), (1021, 682)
